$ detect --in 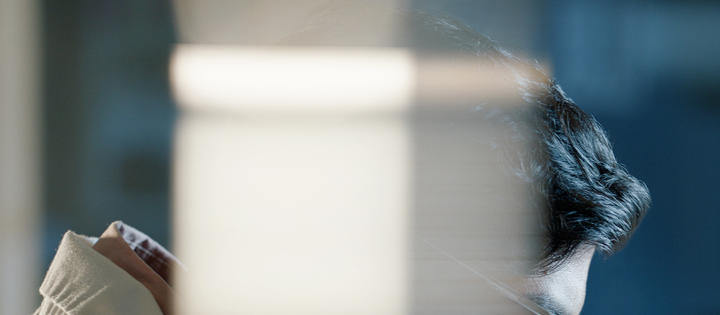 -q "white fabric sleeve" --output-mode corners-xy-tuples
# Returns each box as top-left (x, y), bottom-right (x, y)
(34, 231), (164, 315)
